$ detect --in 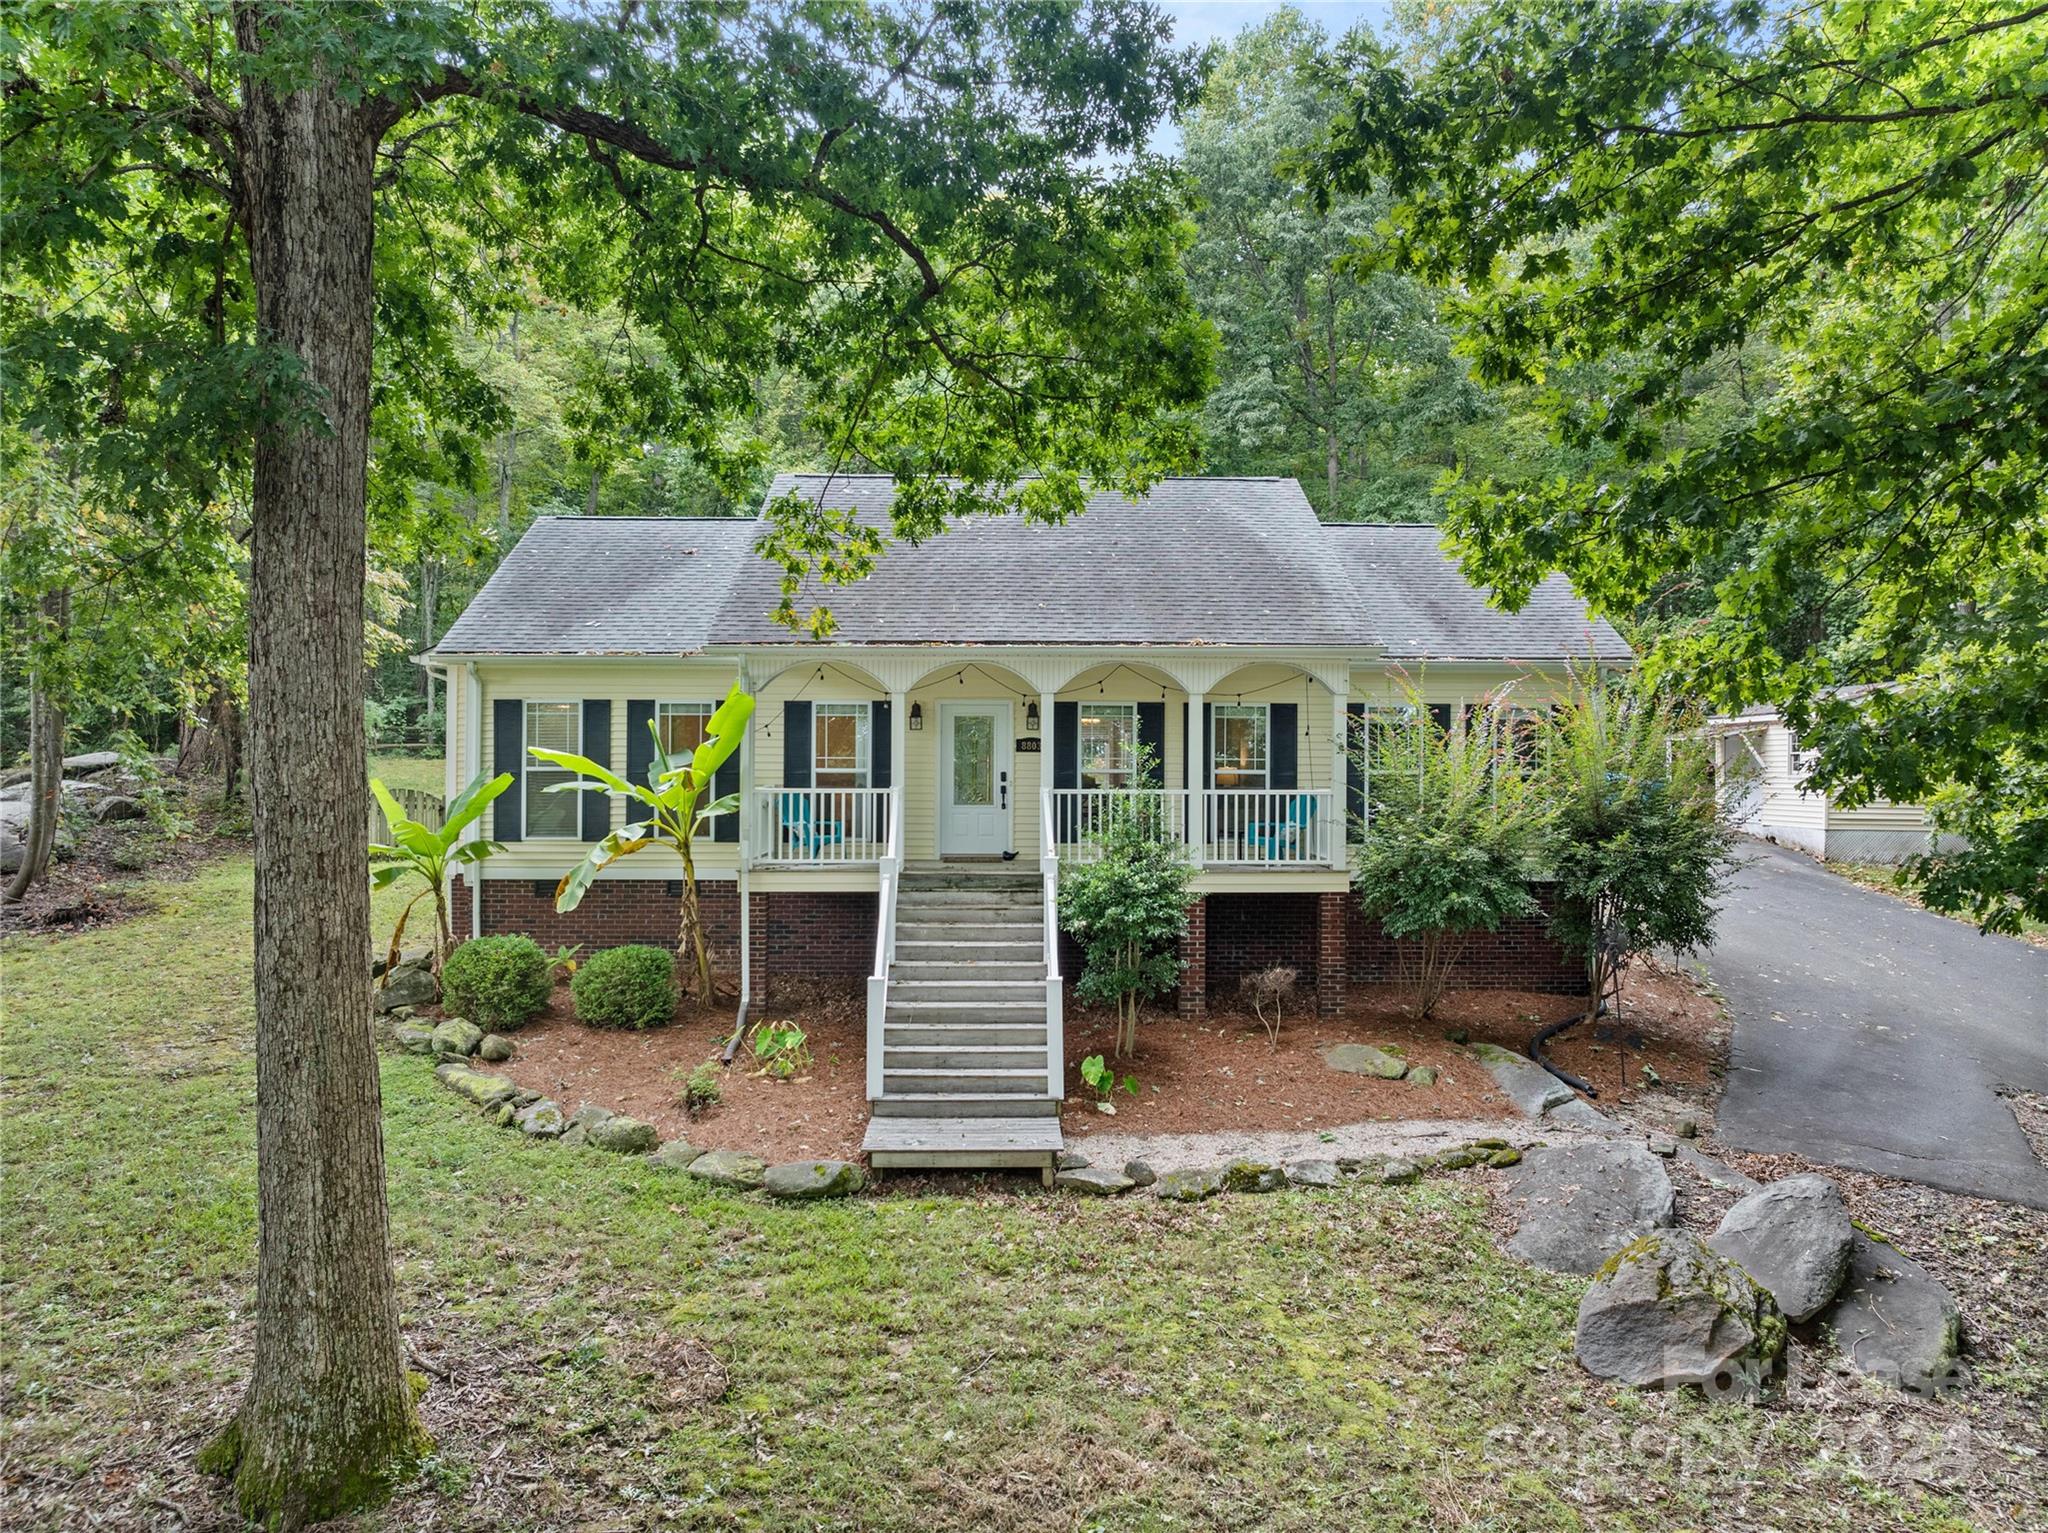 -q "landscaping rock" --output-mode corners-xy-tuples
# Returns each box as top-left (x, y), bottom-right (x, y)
(1407, 1065), (1439, 1087)
(1363, 1156), (1421, 1185)
(645, 1139), (704, 1170)
(686, 1149), (767, 1189)
(1154, 1166), (1226, 1202)
(1707, 1174), (1854, 1323)
(369, 945), (430, 979)
(1648, 1134), (1678, 1158)
(62, 750), (121, 774)
(1677, 1117), (1700, 1139)
(1827, 1231), (1963, 1394)
(513, 1099), (566, 1138)
(1576, 1229), (1785, 1397)
(1223, 1159), (1285, 1193)
(1503, 1142), (1676, 1275)
(392, 1020), (438, 1055)
(1285, 1159), (1340, 1188)
(587, 1115), (658, 1155)
(1056, 1166), (1135, 1195)
(1430, 1144), (1492, 1171)
(430, 1018), (483, 1059)
(94, 794), (146, 824)
(1322, 1043), (1407, 1079)
(433, 1063), (519, 1110)
(765, 1160), (866, 1199)
(1487, 1148), (1523, 1168)
(559, 1104), (614, 1147)
(1122, 1159), (1157, 1187)
(1469, 1041), (1576, 1117)
(1055, 1150), (1091, 1170)
(376, 960), (438, 1013)
(477, 1034), (515, 1063)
